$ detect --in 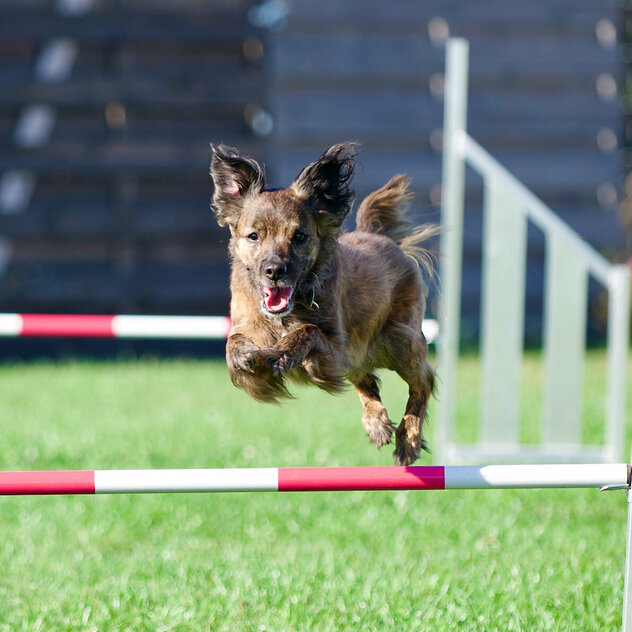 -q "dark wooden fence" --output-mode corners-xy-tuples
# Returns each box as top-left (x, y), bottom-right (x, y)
(0, 0), (625, 344)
